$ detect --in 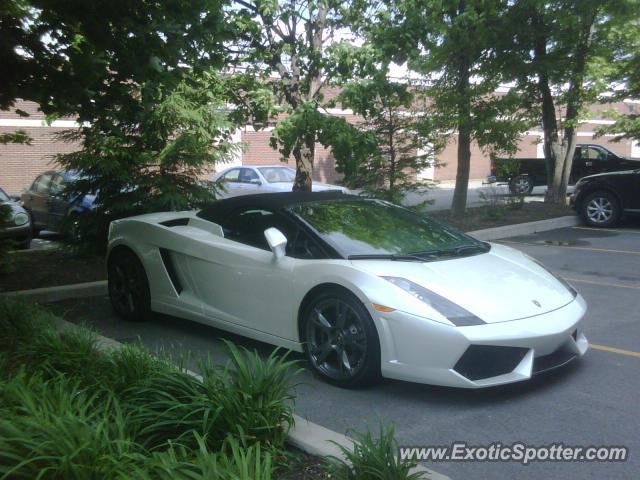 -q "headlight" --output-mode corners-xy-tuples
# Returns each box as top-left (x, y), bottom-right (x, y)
(382, 276), (486, 327)
(525, 255), (578, 298)
(13, 212), (29, 226)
